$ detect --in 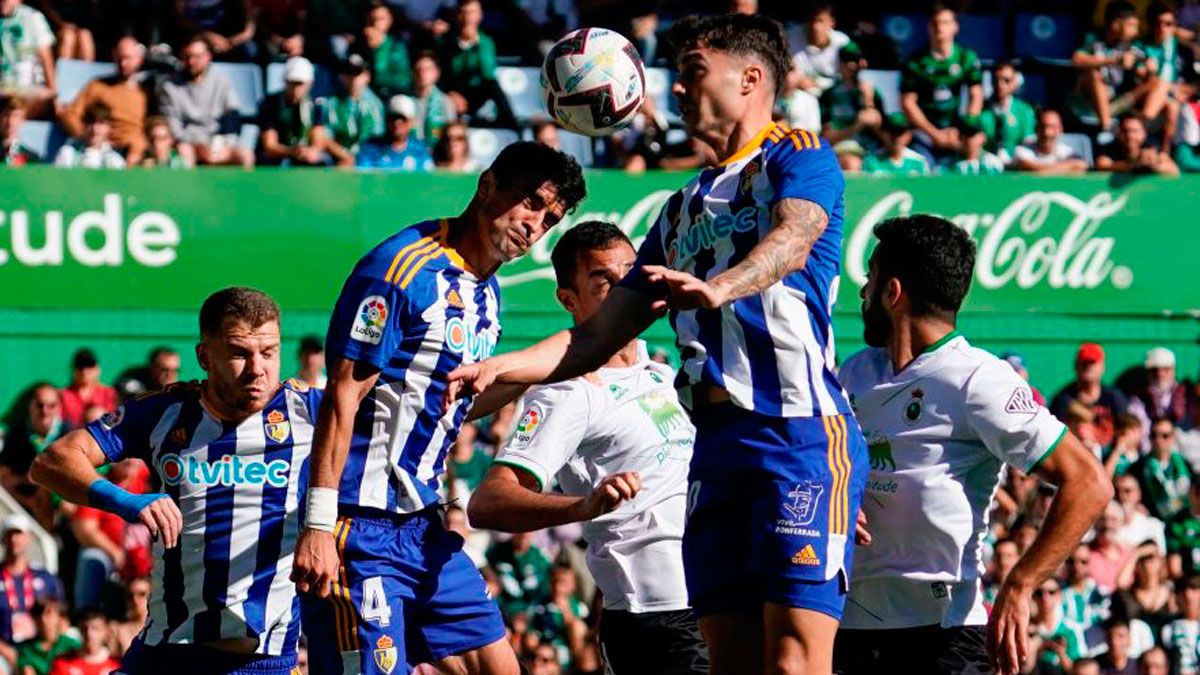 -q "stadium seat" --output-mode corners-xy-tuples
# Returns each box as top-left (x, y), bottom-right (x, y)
(957, 15), (1006, 62)
(496, 66), (546, 124)
(1014, 14), (1077, 62)
(210, 62), (265, 117)
(860, 69), (902, 115)
(1059, 132), (1094, 168)
(239, 123), (260, 151)
(468, 127), (519, 167)
(56, 59), (117, 104)
(557, 130), (594, 168)
(17, 120), (67, 161)
(880, 14), (928, 59)
(645, 67), (679, 125)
